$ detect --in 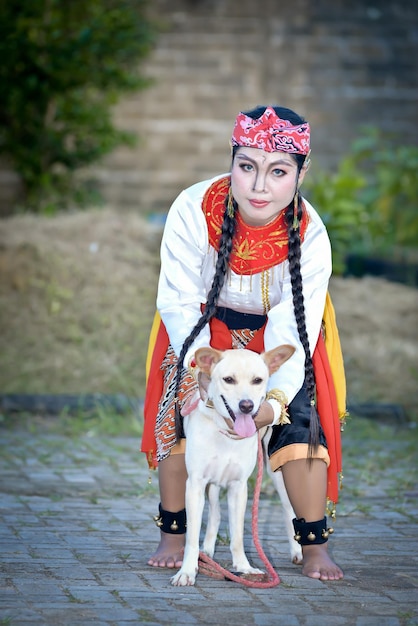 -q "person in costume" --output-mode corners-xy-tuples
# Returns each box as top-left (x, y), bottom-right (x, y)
(142, 105), (346, 581)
